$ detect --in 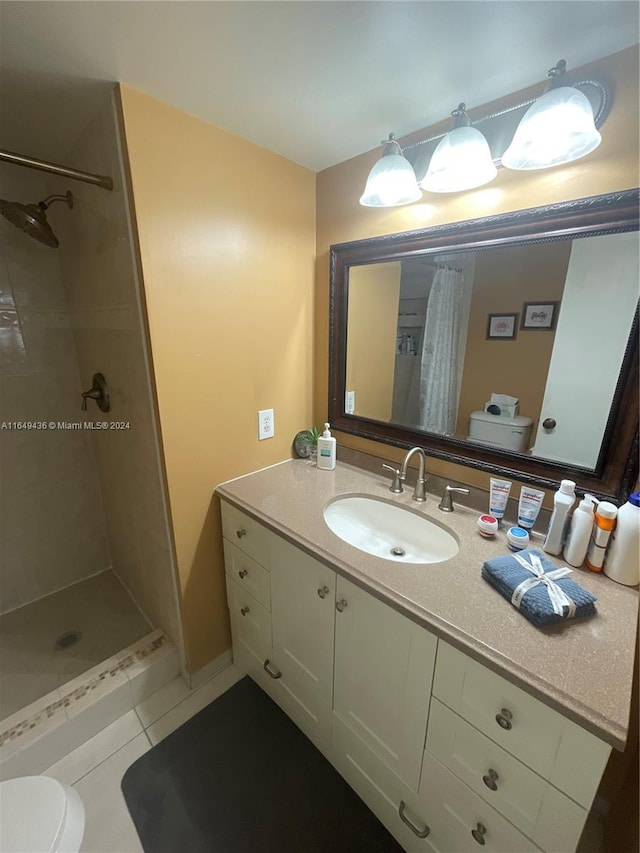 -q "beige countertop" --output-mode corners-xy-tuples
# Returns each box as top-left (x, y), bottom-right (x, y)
(216, 458), (638, 751)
